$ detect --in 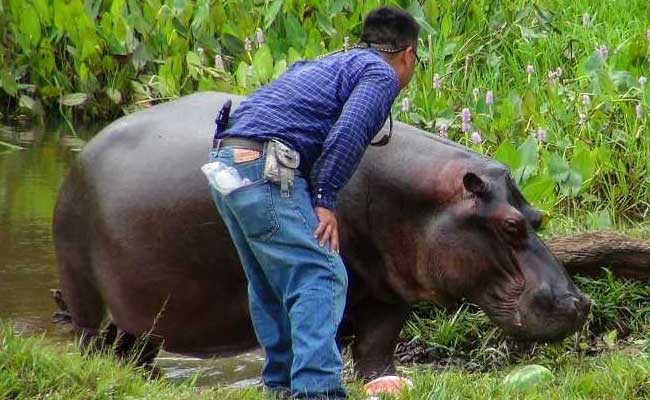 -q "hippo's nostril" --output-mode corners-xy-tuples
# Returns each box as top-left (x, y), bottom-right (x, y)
(570, 295), (593, 316)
